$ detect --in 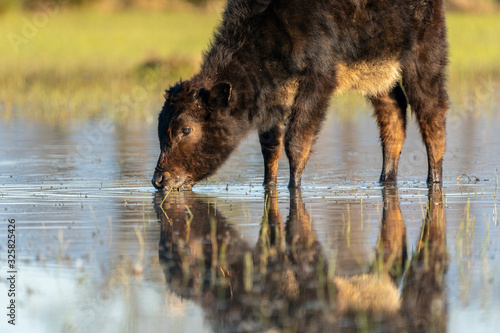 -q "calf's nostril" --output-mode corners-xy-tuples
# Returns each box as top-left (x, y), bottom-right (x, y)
(154, 173), (163, 184)
(152, 173), (164, 188)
